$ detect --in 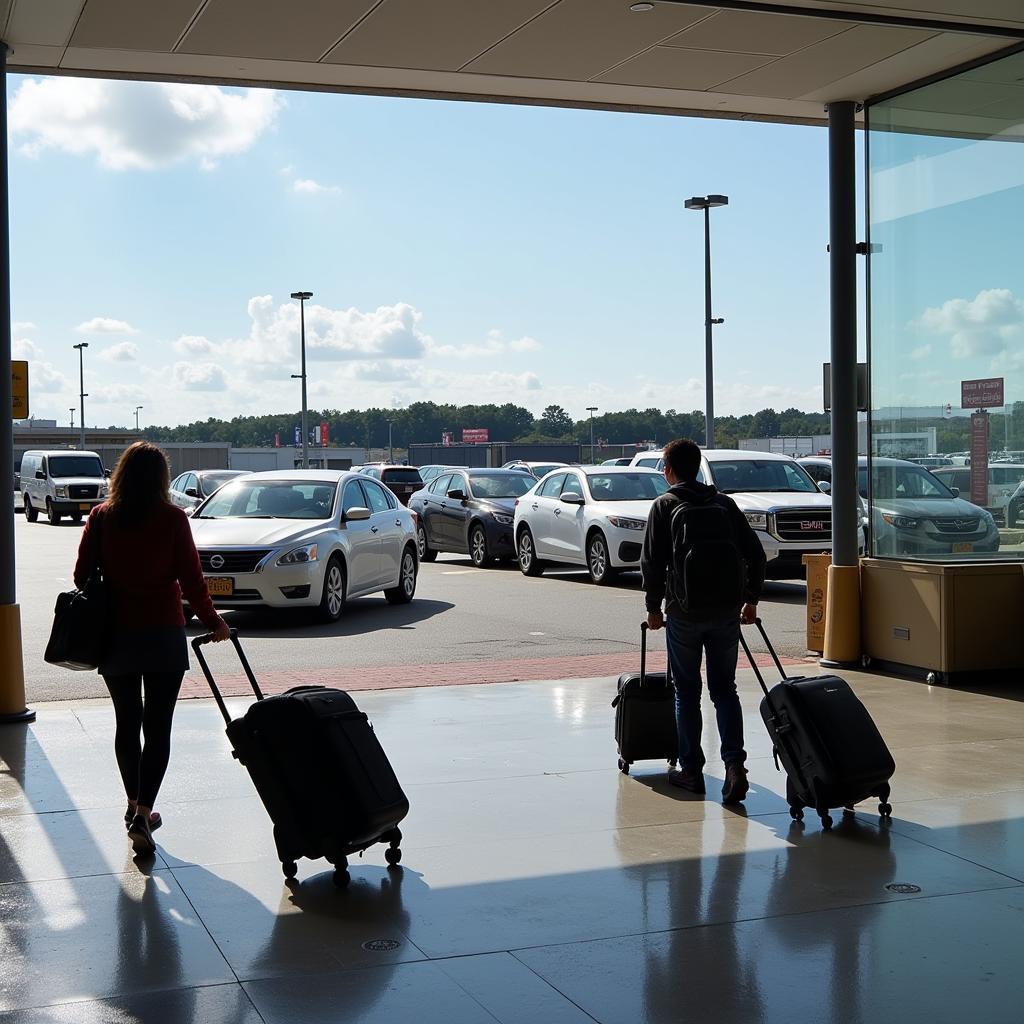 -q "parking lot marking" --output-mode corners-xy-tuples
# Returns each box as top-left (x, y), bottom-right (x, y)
(529, 631), (546, 636)
(441, 570), (475, 575)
